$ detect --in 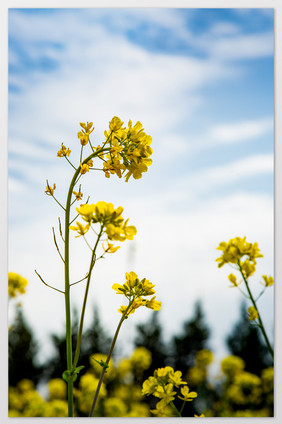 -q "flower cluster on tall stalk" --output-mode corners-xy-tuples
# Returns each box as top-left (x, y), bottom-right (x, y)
(36, 117), (156, 417)
(142, 366), (199, 417)
(216, 237), (274, 360)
